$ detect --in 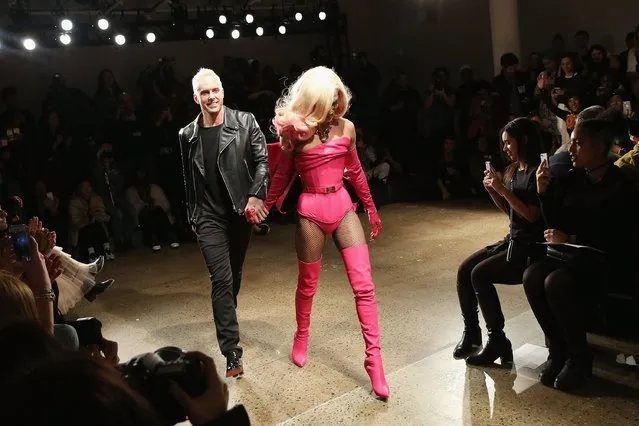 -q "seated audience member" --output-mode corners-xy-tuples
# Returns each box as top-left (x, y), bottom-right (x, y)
(524, 114), (639, 391)
(436, 137), (474, 200)
(69, 180), (114, 261)
(125, 171), (179, 252)
(0, 322), (251, 426)
(454, 118), (545, 364)
(549, 106), (605, 178)
(356, 131), (391, 183)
